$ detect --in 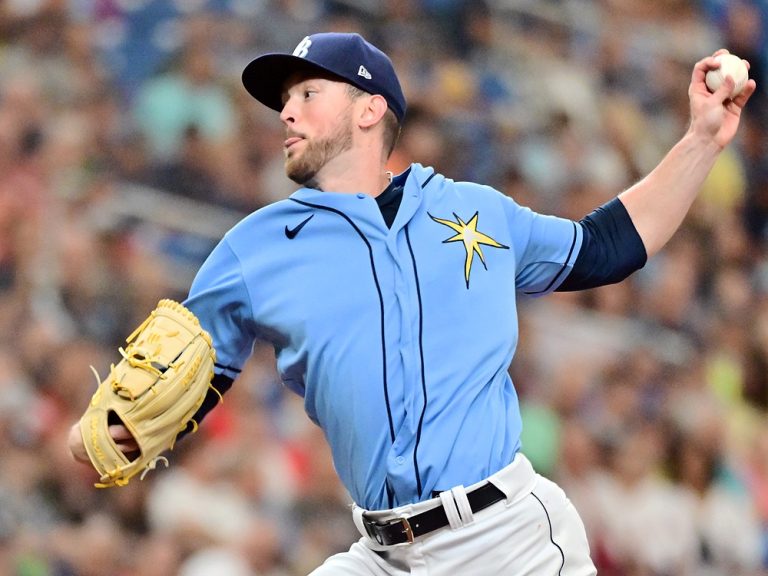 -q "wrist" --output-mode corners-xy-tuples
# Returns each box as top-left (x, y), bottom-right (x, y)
(683, 127), (724, 155)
